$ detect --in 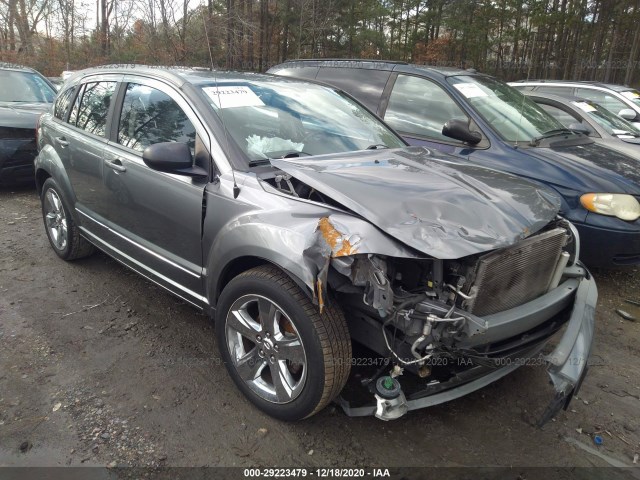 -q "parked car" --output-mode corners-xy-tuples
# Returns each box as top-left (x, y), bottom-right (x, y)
(0, 63), (57, 185)
(35, 66), (595, 423)
(509, 80), (640, 128)
(523, 92), (640, 158)
(269, 60), (640, 267)
(48, 76), (64, 90)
